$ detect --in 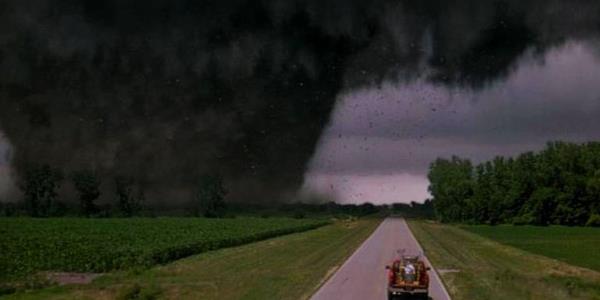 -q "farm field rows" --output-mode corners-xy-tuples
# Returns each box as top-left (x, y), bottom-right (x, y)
(3, 217), (382, 300)
(462, 225), (600, 272)
(0, 217), (328, 284)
